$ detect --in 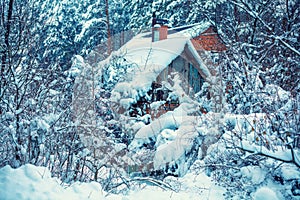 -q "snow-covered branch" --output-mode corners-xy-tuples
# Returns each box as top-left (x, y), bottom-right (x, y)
(230, 0), (300, 56)
(235, 141), (300, 168)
